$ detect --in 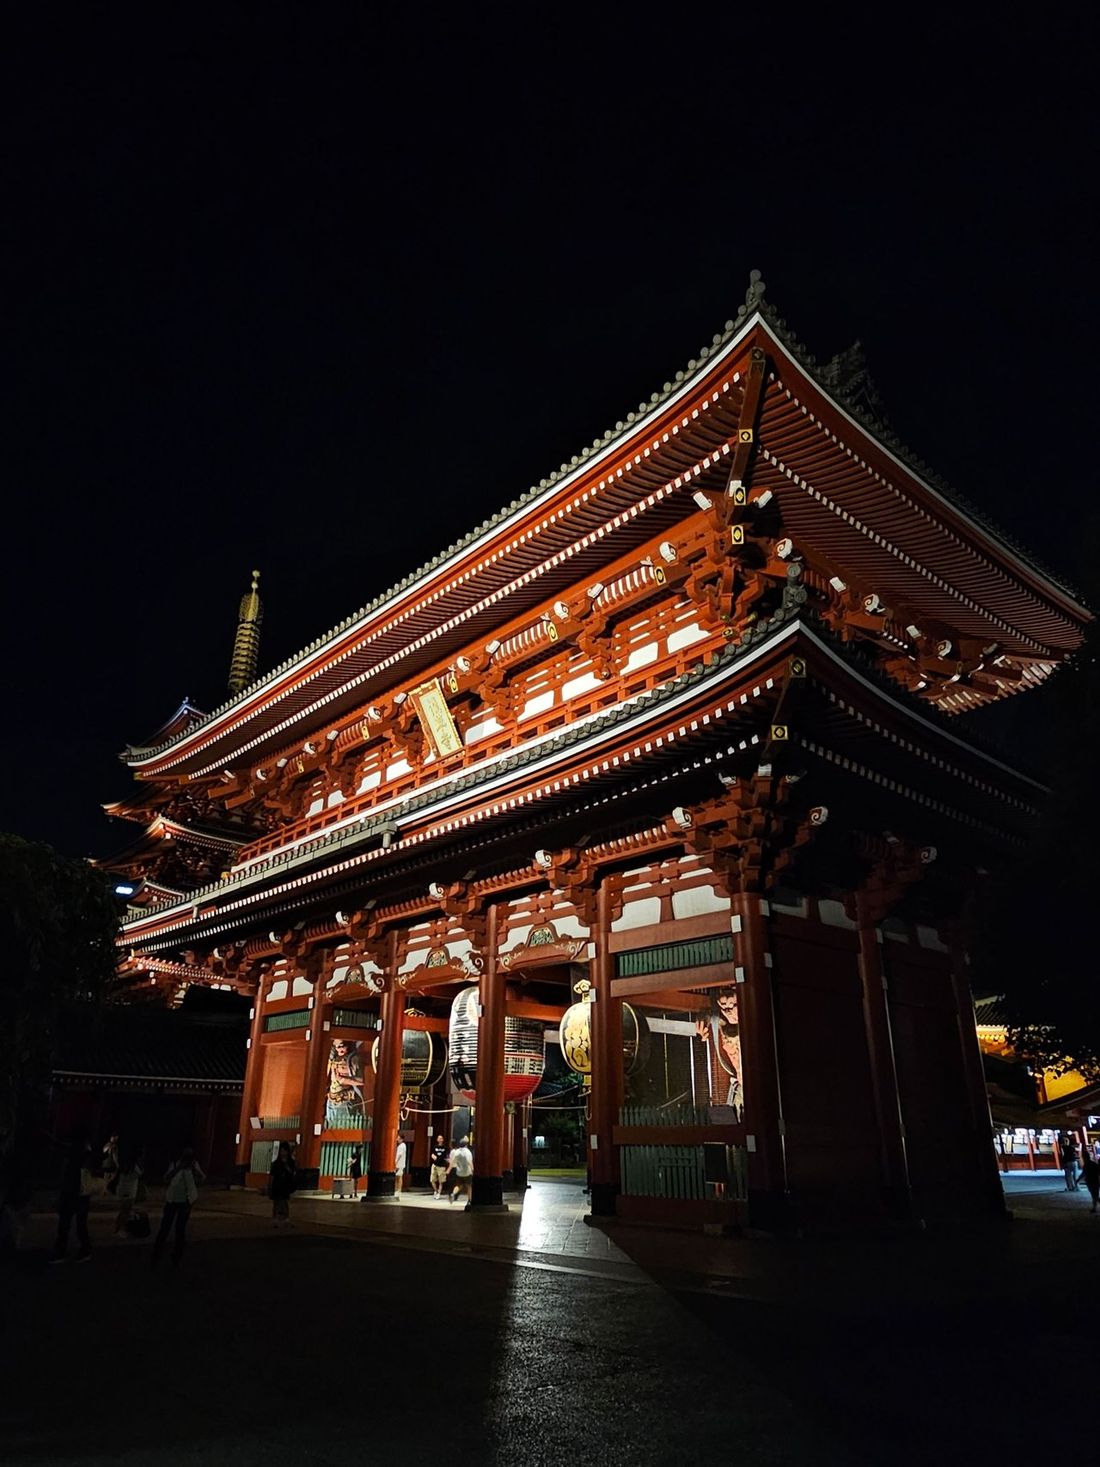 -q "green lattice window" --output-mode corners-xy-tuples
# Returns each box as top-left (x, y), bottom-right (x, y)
(615, 934), (733, 979)
(331, 1007), (378, 1030)
(264, 1009), (309, 1033)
